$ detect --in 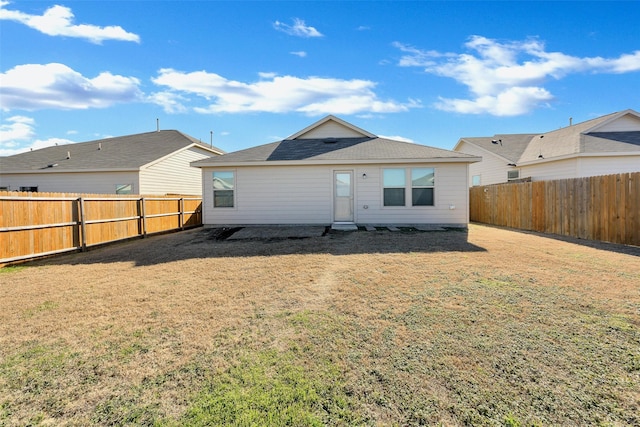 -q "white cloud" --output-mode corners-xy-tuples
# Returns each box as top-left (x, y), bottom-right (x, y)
(0, 115), (35, 142)
(290, 51), (307, 58)
(273, 18), (323, 38)
(0, 63), (142, 111)
(151, 69), (420, 116)
(0, 1), (140, 43)
(0, 115), (75, 156)
(147, 92), (189, 114)
(395, 35), (640, 116)
(379, 135), (415, 143)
